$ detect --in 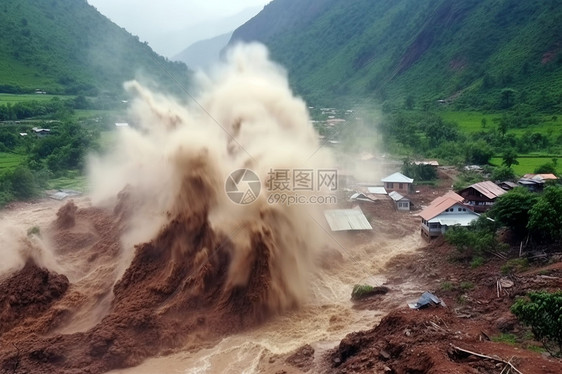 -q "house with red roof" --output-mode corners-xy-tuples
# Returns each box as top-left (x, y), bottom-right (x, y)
(419, 191), (479, 239)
